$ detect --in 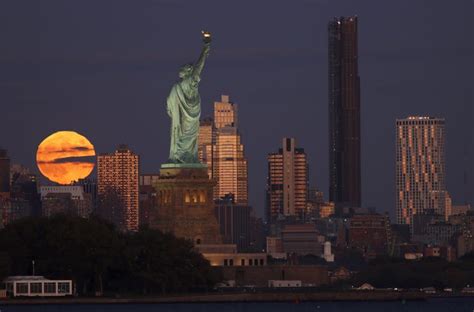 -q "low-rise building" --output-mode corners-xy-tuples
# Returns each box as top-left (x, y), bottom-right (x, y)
(4, 276), (73, 297)
(348, 213), (391, 258)
(197, 243), (267, 267)
(219, 265), (328, 287)
(266, 236), (283, 254)
(40, 186), (92, 218)
(268, 280), (302, 287)
(281, 224), (322, 256)
(357, 283), (375, 290)
(423, 245), (456, 262)
(203, 253), (267, 267)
